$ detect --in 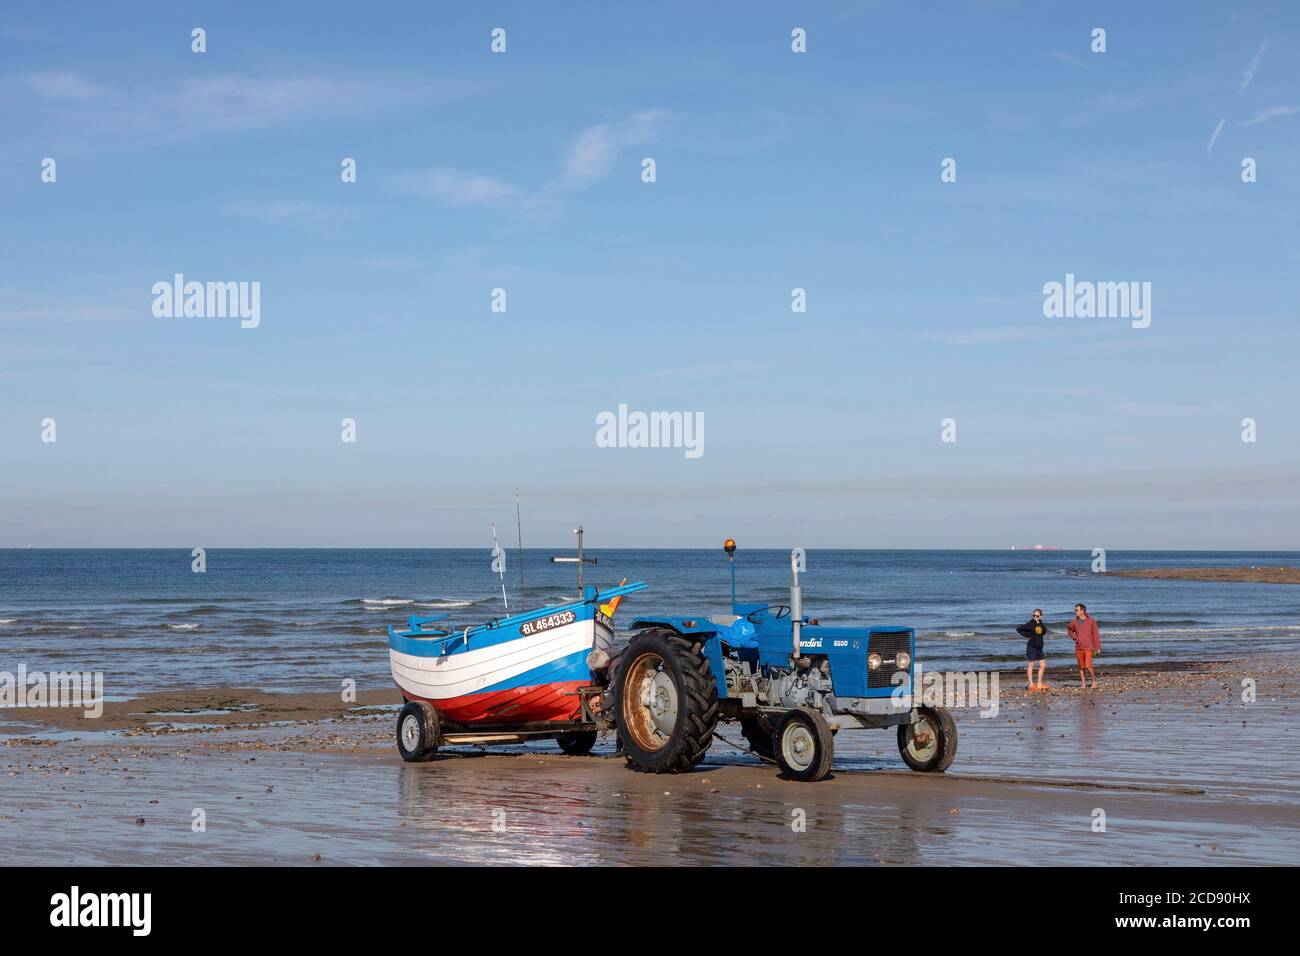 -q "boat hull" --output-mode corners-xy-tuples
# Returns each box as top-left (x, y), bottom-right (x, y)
(390, 613), (613, 725)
